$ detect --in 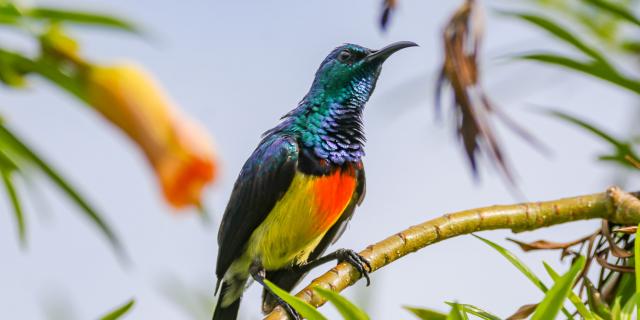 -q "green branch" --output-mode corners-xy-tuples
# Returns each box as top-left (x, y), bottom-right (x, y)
(265, 187), (640, 319)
